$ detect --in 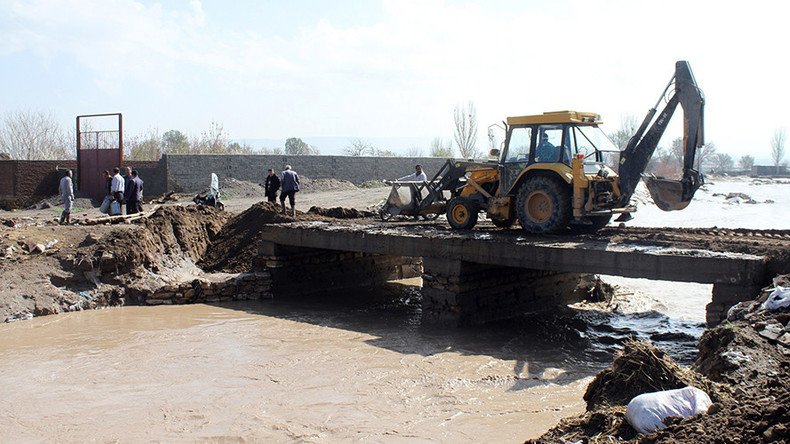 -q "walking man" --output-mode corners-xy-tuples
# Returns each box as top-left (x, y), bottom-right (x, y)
(280, 165), (300, 216)
(126, 170), (144, 214)
(59, 170), (74, 225)
(264, 168), (280, 203)
(110, 167), (125, 215)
